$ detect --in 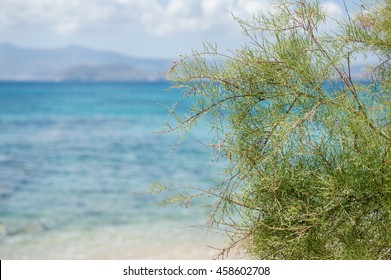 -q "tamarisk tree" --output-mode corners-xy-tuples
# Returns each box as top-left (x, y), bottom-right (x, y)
(157, 0), (390, 259)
